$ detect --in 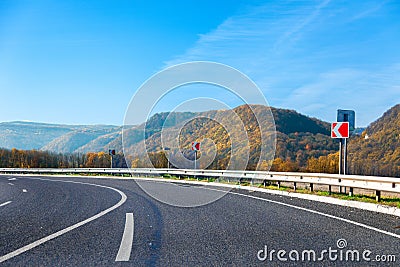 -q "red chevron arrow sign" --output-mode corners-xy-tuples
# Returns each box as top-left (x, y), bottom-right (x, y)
(331, 122), (349, 138)
(191, 142), (200, 151)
